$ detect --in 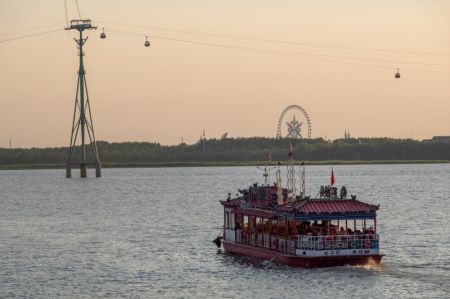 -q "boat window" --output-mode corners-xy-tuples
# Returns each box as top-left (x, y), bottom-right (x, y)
(248, 216), (255, 233)
(224, 211), (229, 229)
(351, 219), (375, 234)
(263, 218), (270, 233)
(279, 218), (287, 236)
(255, 217), (262, 233)
(243, 215), (249, 229)
(224, 211), (234, 229)
(235, 214), (242, 230)
(230, 213), (235, 229)
(270, 219), (278, 235)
